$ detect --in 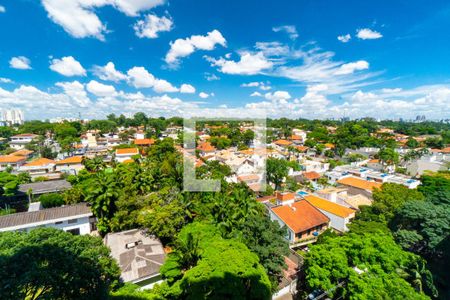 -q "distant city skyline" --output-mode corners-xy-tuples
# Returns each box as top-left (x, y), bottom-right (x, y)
(0, 1), (449, 120)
